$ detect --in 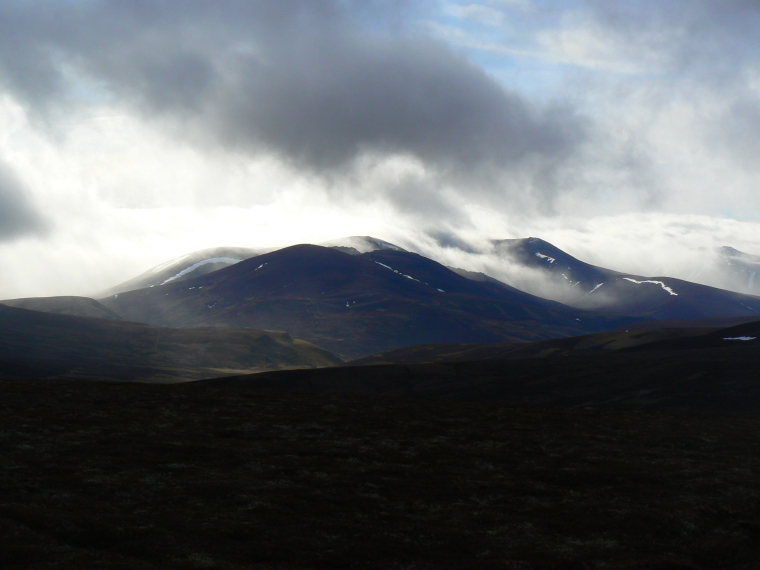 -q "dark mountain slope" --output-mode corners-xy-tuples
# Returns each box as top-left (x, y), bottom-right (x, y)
(101, 244), (638, 359)
(0, 304), (341, 382)
(365, 249), (569, 308)
(495, 237), (760, 320)
(495, 236), (619, 289)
